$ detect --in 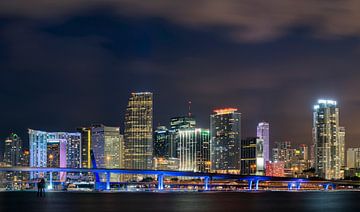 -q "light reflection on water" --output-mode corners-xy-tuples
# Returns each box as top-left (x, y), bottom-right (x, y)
(0, 191), (359, 212)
